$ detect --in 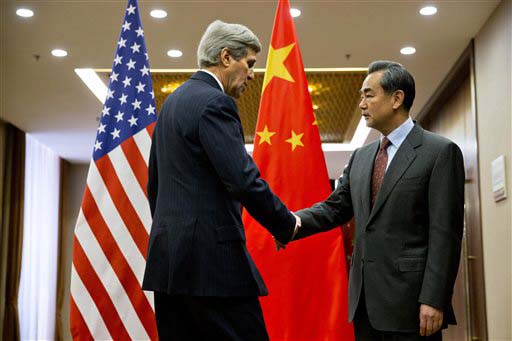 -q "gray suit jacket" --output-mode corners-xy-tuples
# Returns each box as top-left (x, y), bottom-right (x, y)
(295, 123), (464, 332)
